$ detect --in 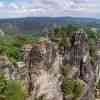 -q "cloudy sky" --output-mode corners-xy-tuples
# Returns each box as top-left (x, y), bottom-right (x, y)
(0, 0), (99, 18)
